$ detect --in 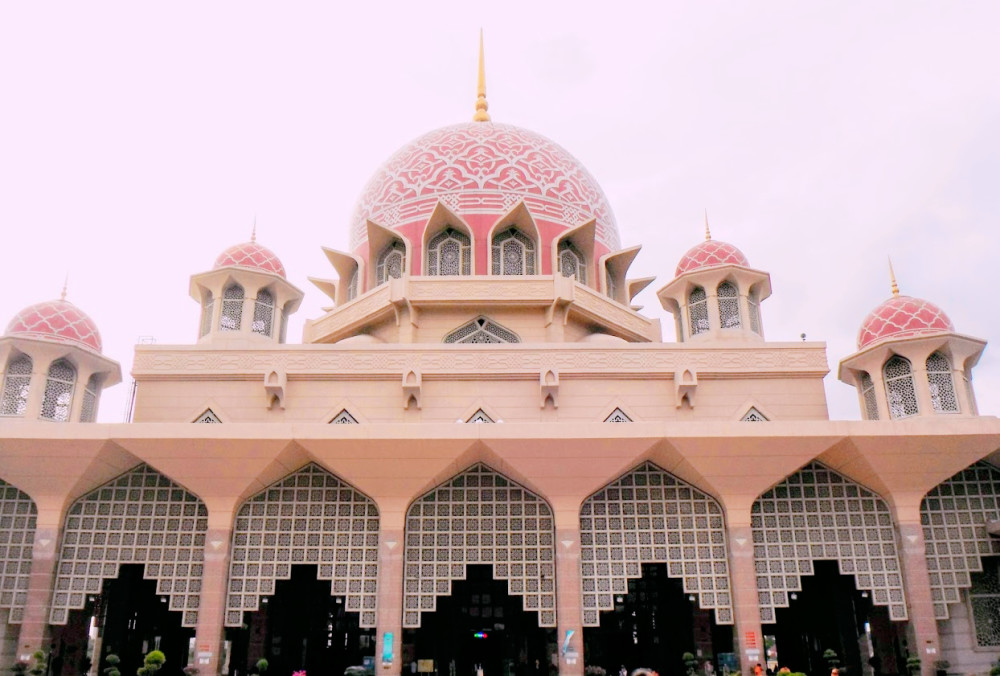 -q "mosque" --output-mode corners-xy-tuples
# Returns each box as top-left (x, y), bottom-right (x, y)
(1, 37), (999, 676)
